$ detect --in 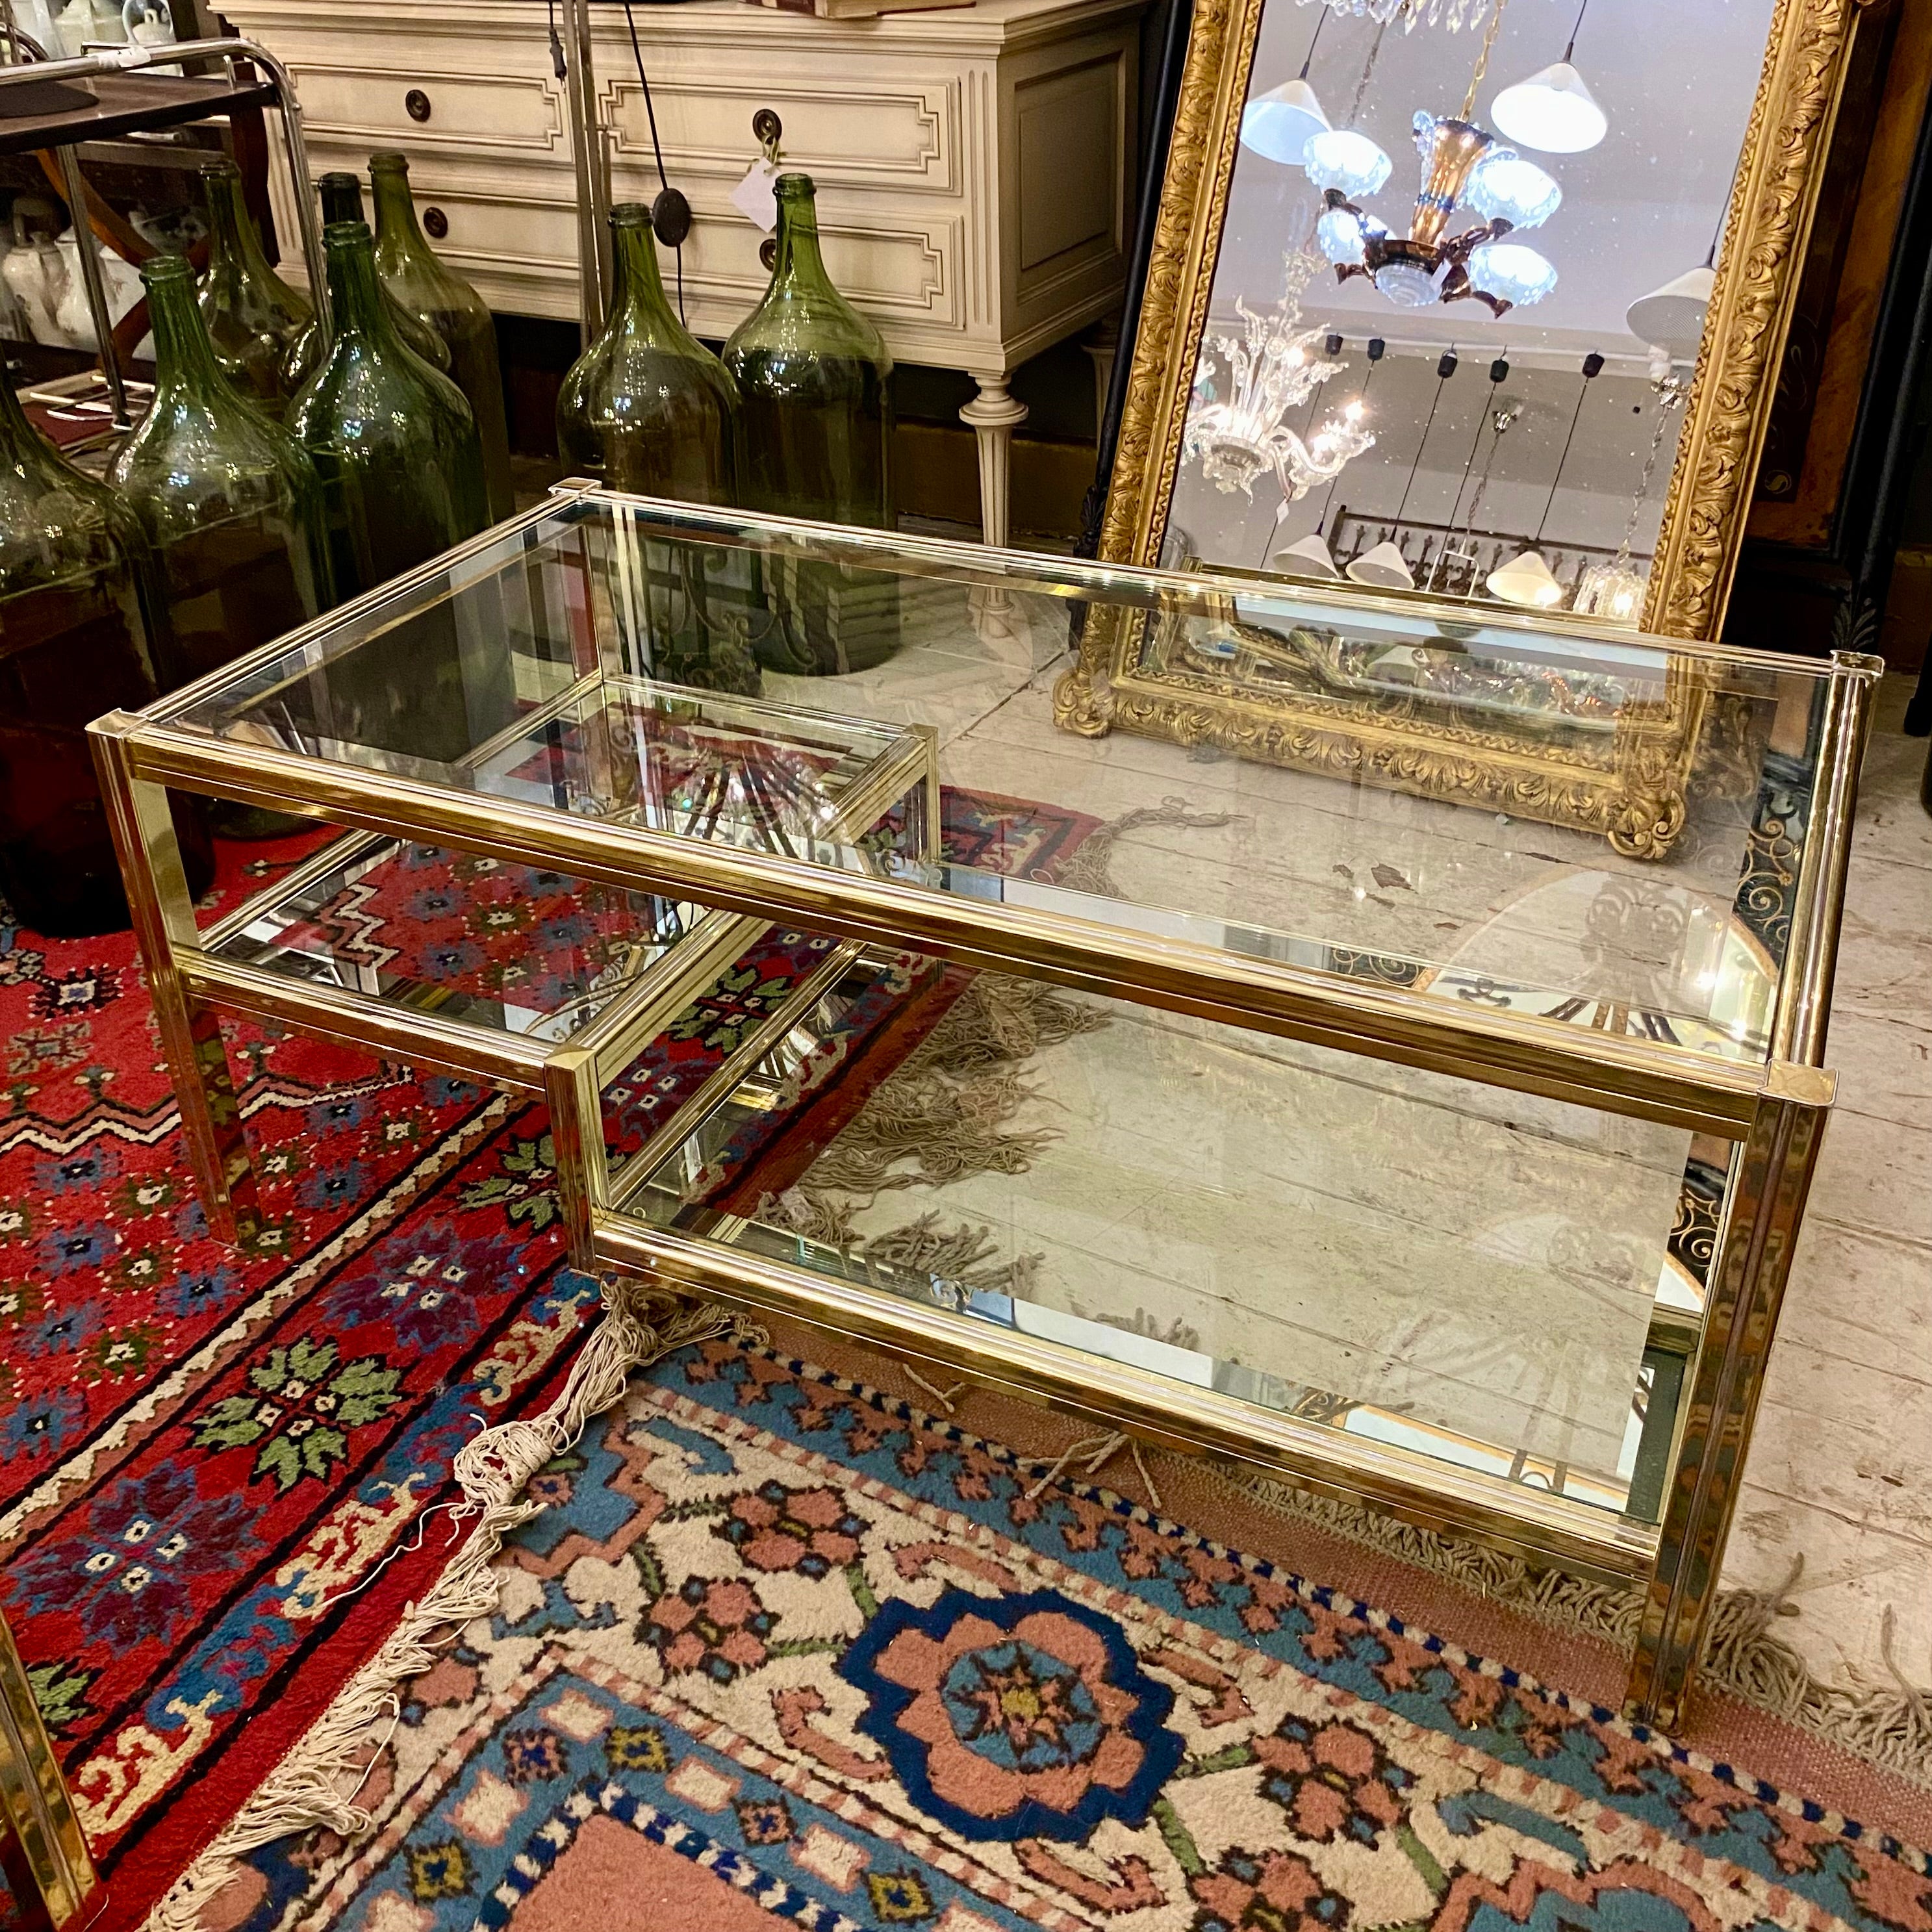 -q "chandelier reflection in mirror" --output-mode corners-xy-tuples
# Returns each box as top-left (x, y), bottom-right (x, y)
(1183, 251), (1376, 500)
(1305, 0), (1563, 314)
